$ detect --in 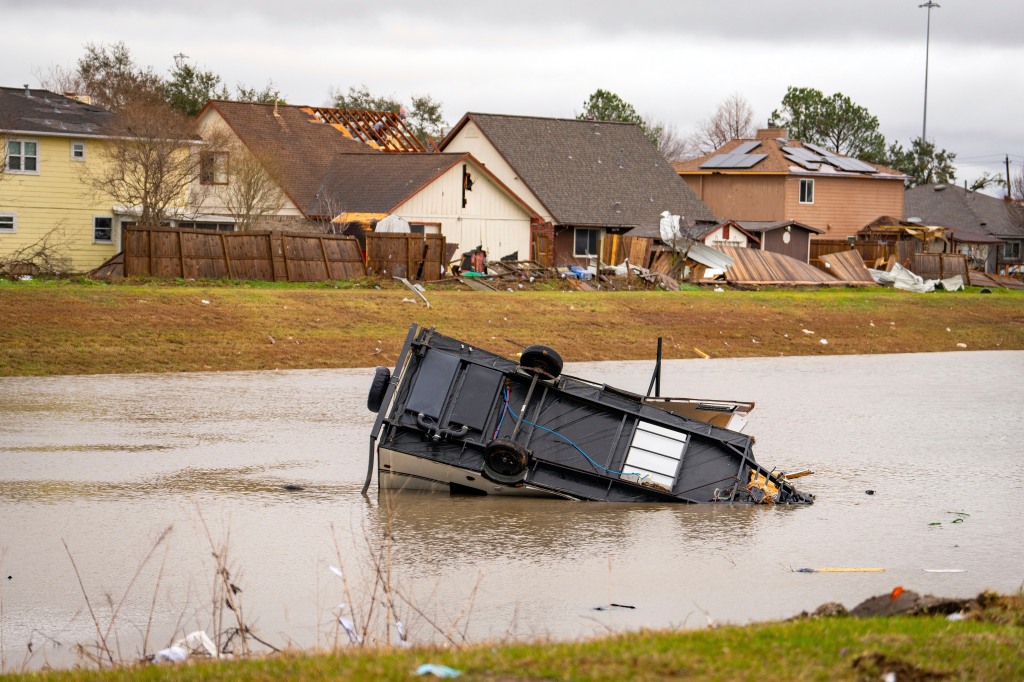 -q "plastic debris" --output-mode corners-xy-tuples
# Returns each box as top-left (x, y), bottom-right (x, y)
(801, 329), (814, 335)
(339, 617), (362, 644)
(177, 630), (217, 657)
(819, 339), (828, 345)
(153, 645), (188, 663)
(890, 586), (904, 601)
(713, 287), (724, 293)
(956, 342), (967, 349)
(924, 569), (965, 573)
(947, 612), (966, 621)
(416, 664), (461, 678)
(201, 299), (210, 305)
(865, 490), (875, 495)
